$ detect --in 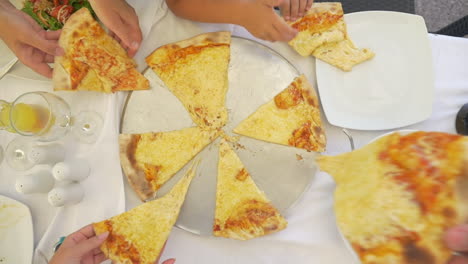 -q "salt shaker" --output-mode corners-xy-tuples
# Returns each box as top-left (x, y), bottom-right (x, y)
(48, 183), (84, 207)
(16, 170), (55, 194)
(28, 144), (65, 165)
(52, 159), (90, 182)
